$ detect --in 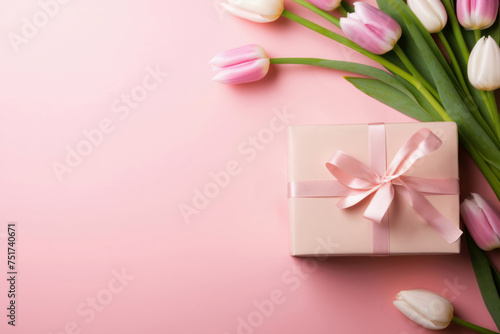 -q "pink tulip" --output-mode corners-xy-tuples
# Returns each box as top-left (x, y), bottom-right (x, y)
(210, 44), (270, 84)
(307, 0), (342, 11)
(339, 2), (402, 55)
(457, 0), (499, 30)
(461, 193), (500, 251)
